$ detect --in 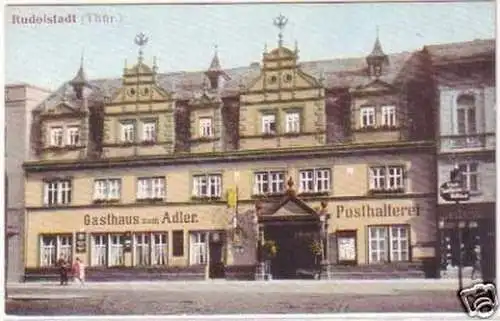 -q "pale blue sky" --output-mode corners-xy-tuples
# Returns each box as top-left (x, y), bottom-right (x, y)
(5, 2), (496, 90)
